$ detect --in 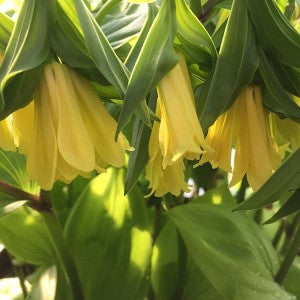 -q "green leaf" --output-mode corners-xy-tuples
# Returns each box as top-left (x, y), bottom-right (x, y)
(125, 3), (157, 71)
(0, 200), (27, 219)
(0, 207), (55, 265)
(235, 149), (300, 211)
(0, 0), (55, 117)
(258, 47), (300, 123)
(264, 189), (300, 224)
(200, 0), (259, 131)
(175, 0), (217, 71)
(0, 12), (14, 52)
(65, 169), (152, 300)
(169, 202), (294, 299)
(124, 90), (156, 194)
(117, 0), (179, 134)
(0, 149), (38, 194)
(151, 221), (180, 300)
(99, 1), (148, 49)
(283, 259), (300, 299)
(27, 266), (57, 300)
(246, 0), (300, 68)
(182, 264), (224, 300)
(193, 184), (235, 205)
(73, 0), (129, 96)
